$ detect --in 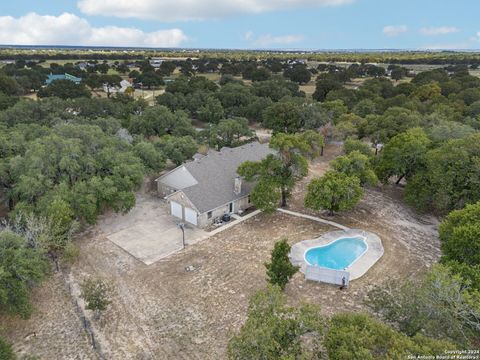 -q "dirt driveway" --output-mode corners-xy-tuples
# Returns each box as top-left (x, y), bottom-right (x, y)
(99, 195), (208, 265)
